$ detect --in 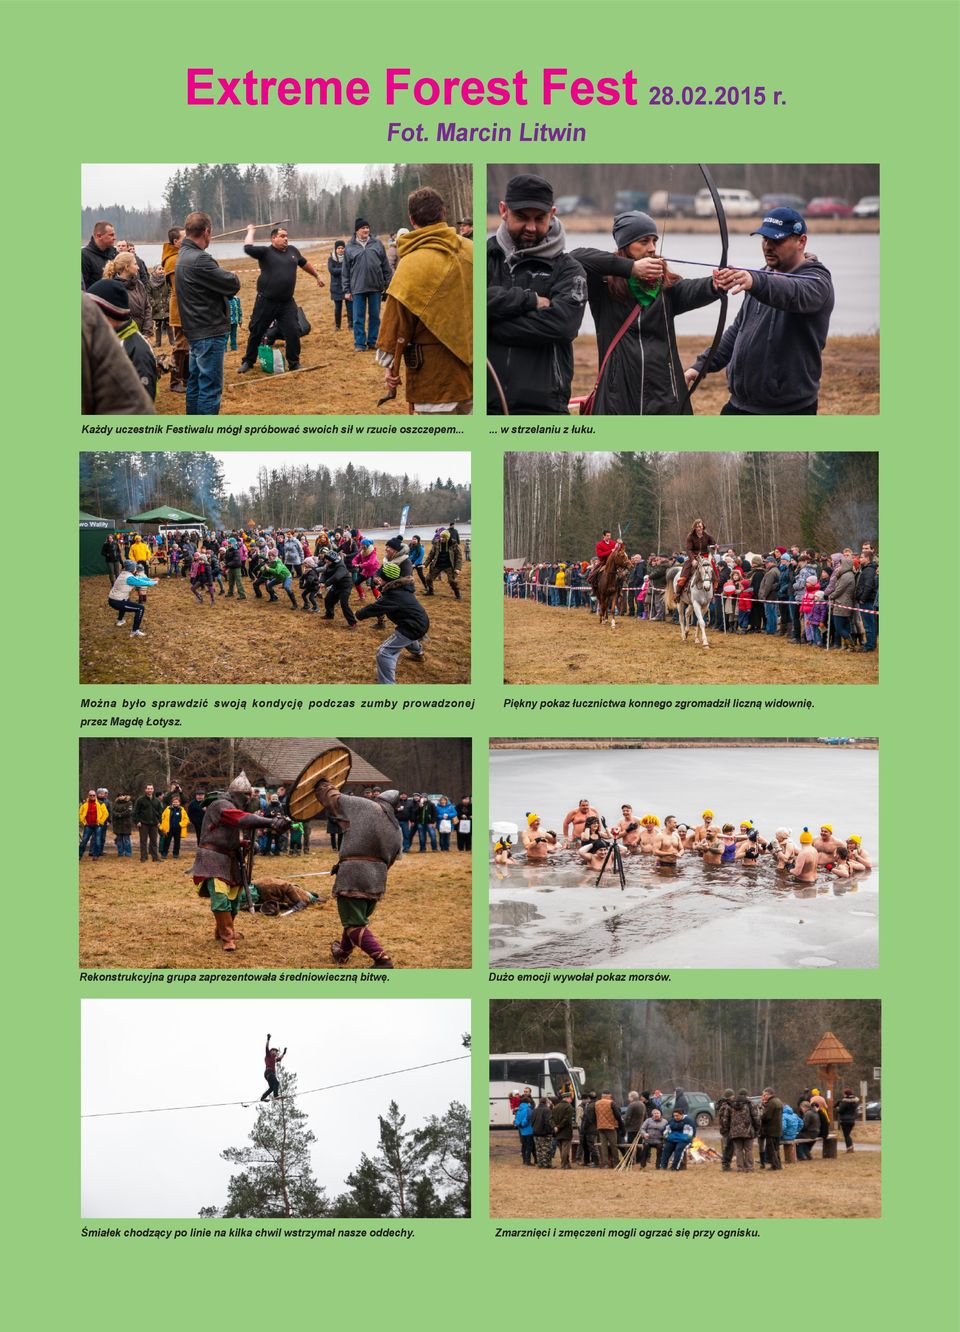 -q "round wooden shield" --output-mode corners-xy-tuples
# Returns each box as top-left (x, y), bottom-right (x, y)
(287, 746), (352, 822)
